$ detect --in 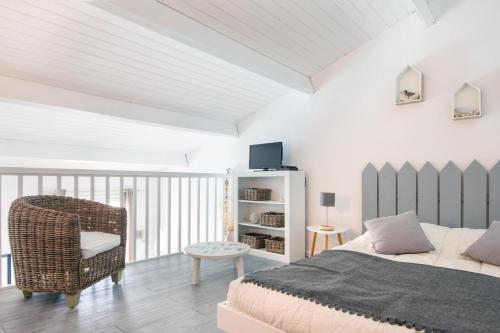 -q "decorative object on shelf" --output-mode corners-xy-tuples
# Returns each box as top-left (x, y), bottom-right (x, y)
(249, 212), (261, 224)
(241, 188), (271, 201)
(260, 212), (285, 228)
(265, 237), (285, 254)
(452, 82), (481, 120)
(319, 192), (335, 231)
(396, 66), (423, 104)
(223, 168), (234, 241)
(240, 233), (270, 249)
